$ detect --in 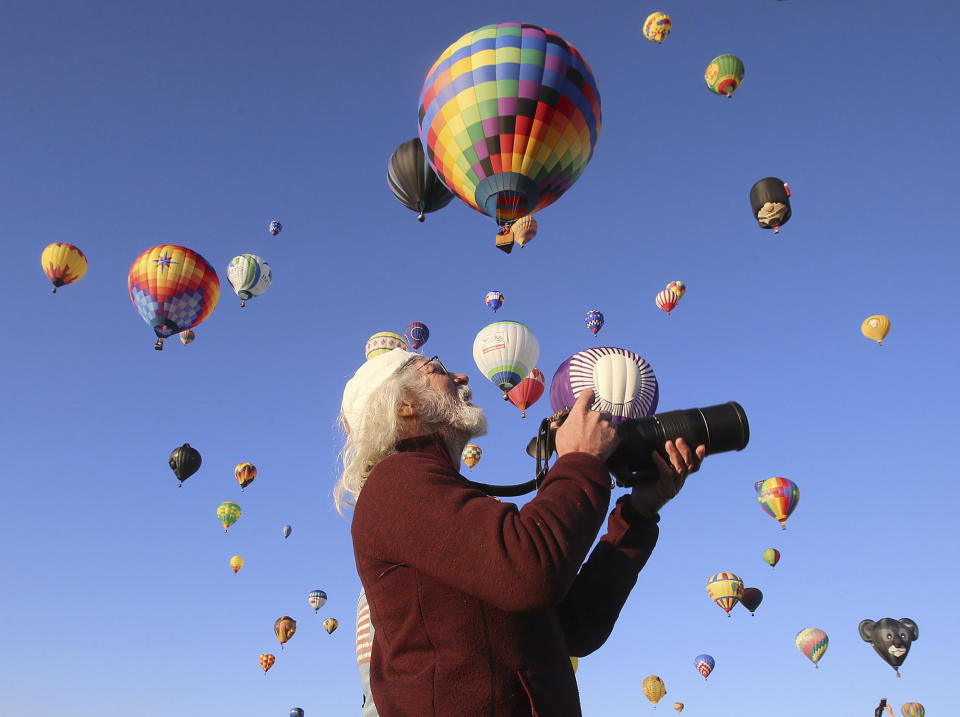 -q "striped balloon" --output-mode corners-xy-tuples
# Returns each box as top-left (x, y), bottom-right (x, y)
(365, 331), (407, 360)
(656, 289), (680, 314)
(706, 572), (744, 616)
(694, 654), (715, 680)
(756, 477), (799, 529)
(472, 321), (539, 395)
(511, 215), (538, 248)
(549, 347), (658, 424)
(308, 589), (327, 613)
(235, 463), (257, 491)
(507, 367), (546, 417)
(705, 54), (745, 97)
(418, 23), (601, 227)
(763, 548), (781, 568)
(179, 329), (195, 345)
(901, 703), (924, 717)
(41, 242), (87, 293)
(461, 443), (482, 470)
(796, 627), (828, 667)
(227, 254), (272, 307)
